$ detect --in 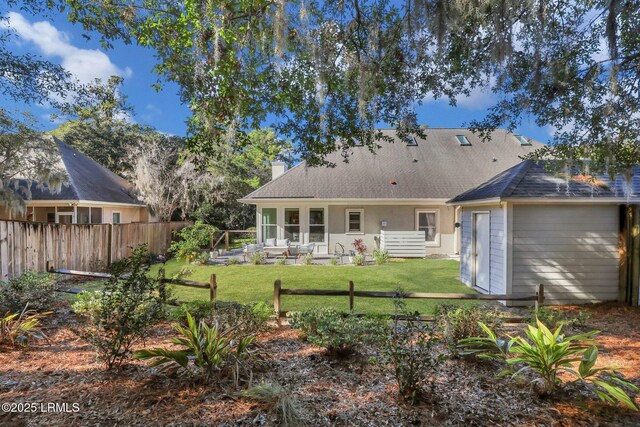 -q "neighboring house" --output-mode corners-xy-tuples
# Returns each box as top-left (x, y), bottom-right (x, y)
(239, 129), (543, 255)
(1, 137), (151, 224)
(448, 160), (640, 305)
